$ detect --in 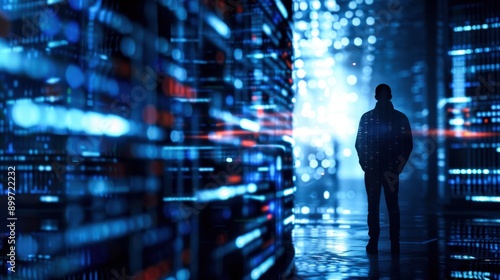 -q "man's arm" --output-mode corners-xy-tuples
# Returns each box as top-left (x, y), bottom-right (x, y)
(402, 115), (413, 160)
(355, 115), (366, 170)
